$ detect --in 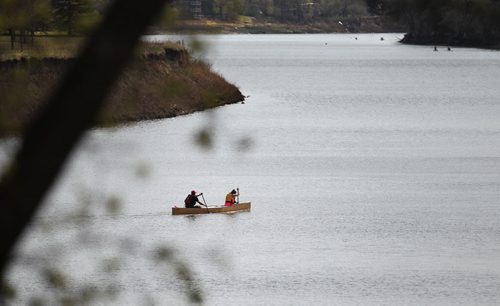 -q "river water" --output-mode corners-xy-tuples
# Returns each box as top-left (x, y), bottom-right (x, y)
(4, 34), (500, 305)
